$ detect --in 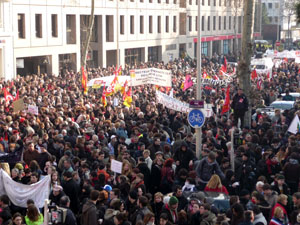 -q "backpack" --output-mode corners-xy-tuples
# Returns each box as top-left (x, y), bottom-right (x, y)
(200, 159), (217, 181)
